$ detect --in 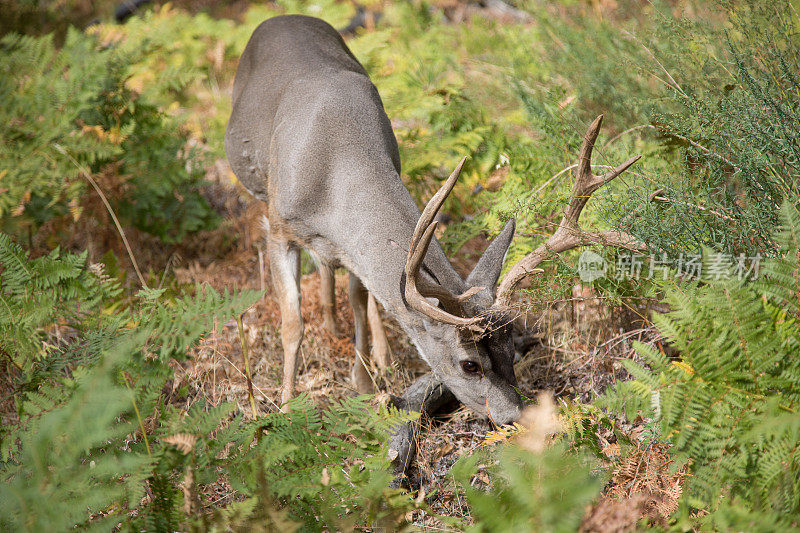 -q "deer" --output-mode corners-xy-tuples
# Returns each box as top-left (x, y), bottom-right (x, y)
(225, 15), (644, 459)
